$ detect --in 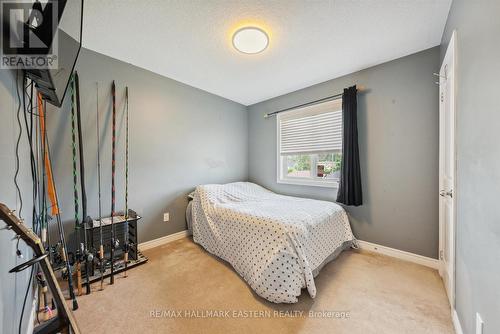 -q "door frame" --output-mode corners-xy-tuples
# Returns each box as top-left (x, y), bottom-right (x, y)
(438, 30), (457, 307)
